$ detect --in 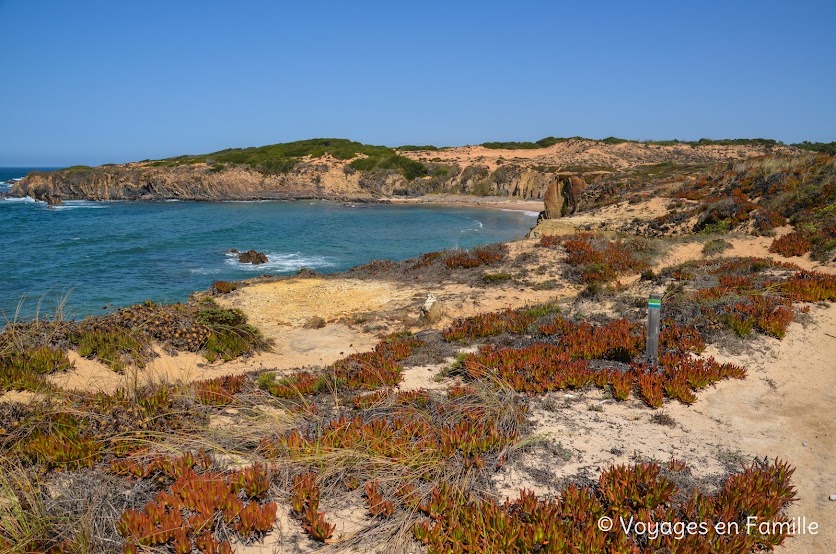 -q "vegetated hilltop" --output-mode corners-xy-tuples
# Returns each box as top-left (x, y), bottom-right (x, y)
(548, 152), (836, 262)
(10, 136), (828, 203)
